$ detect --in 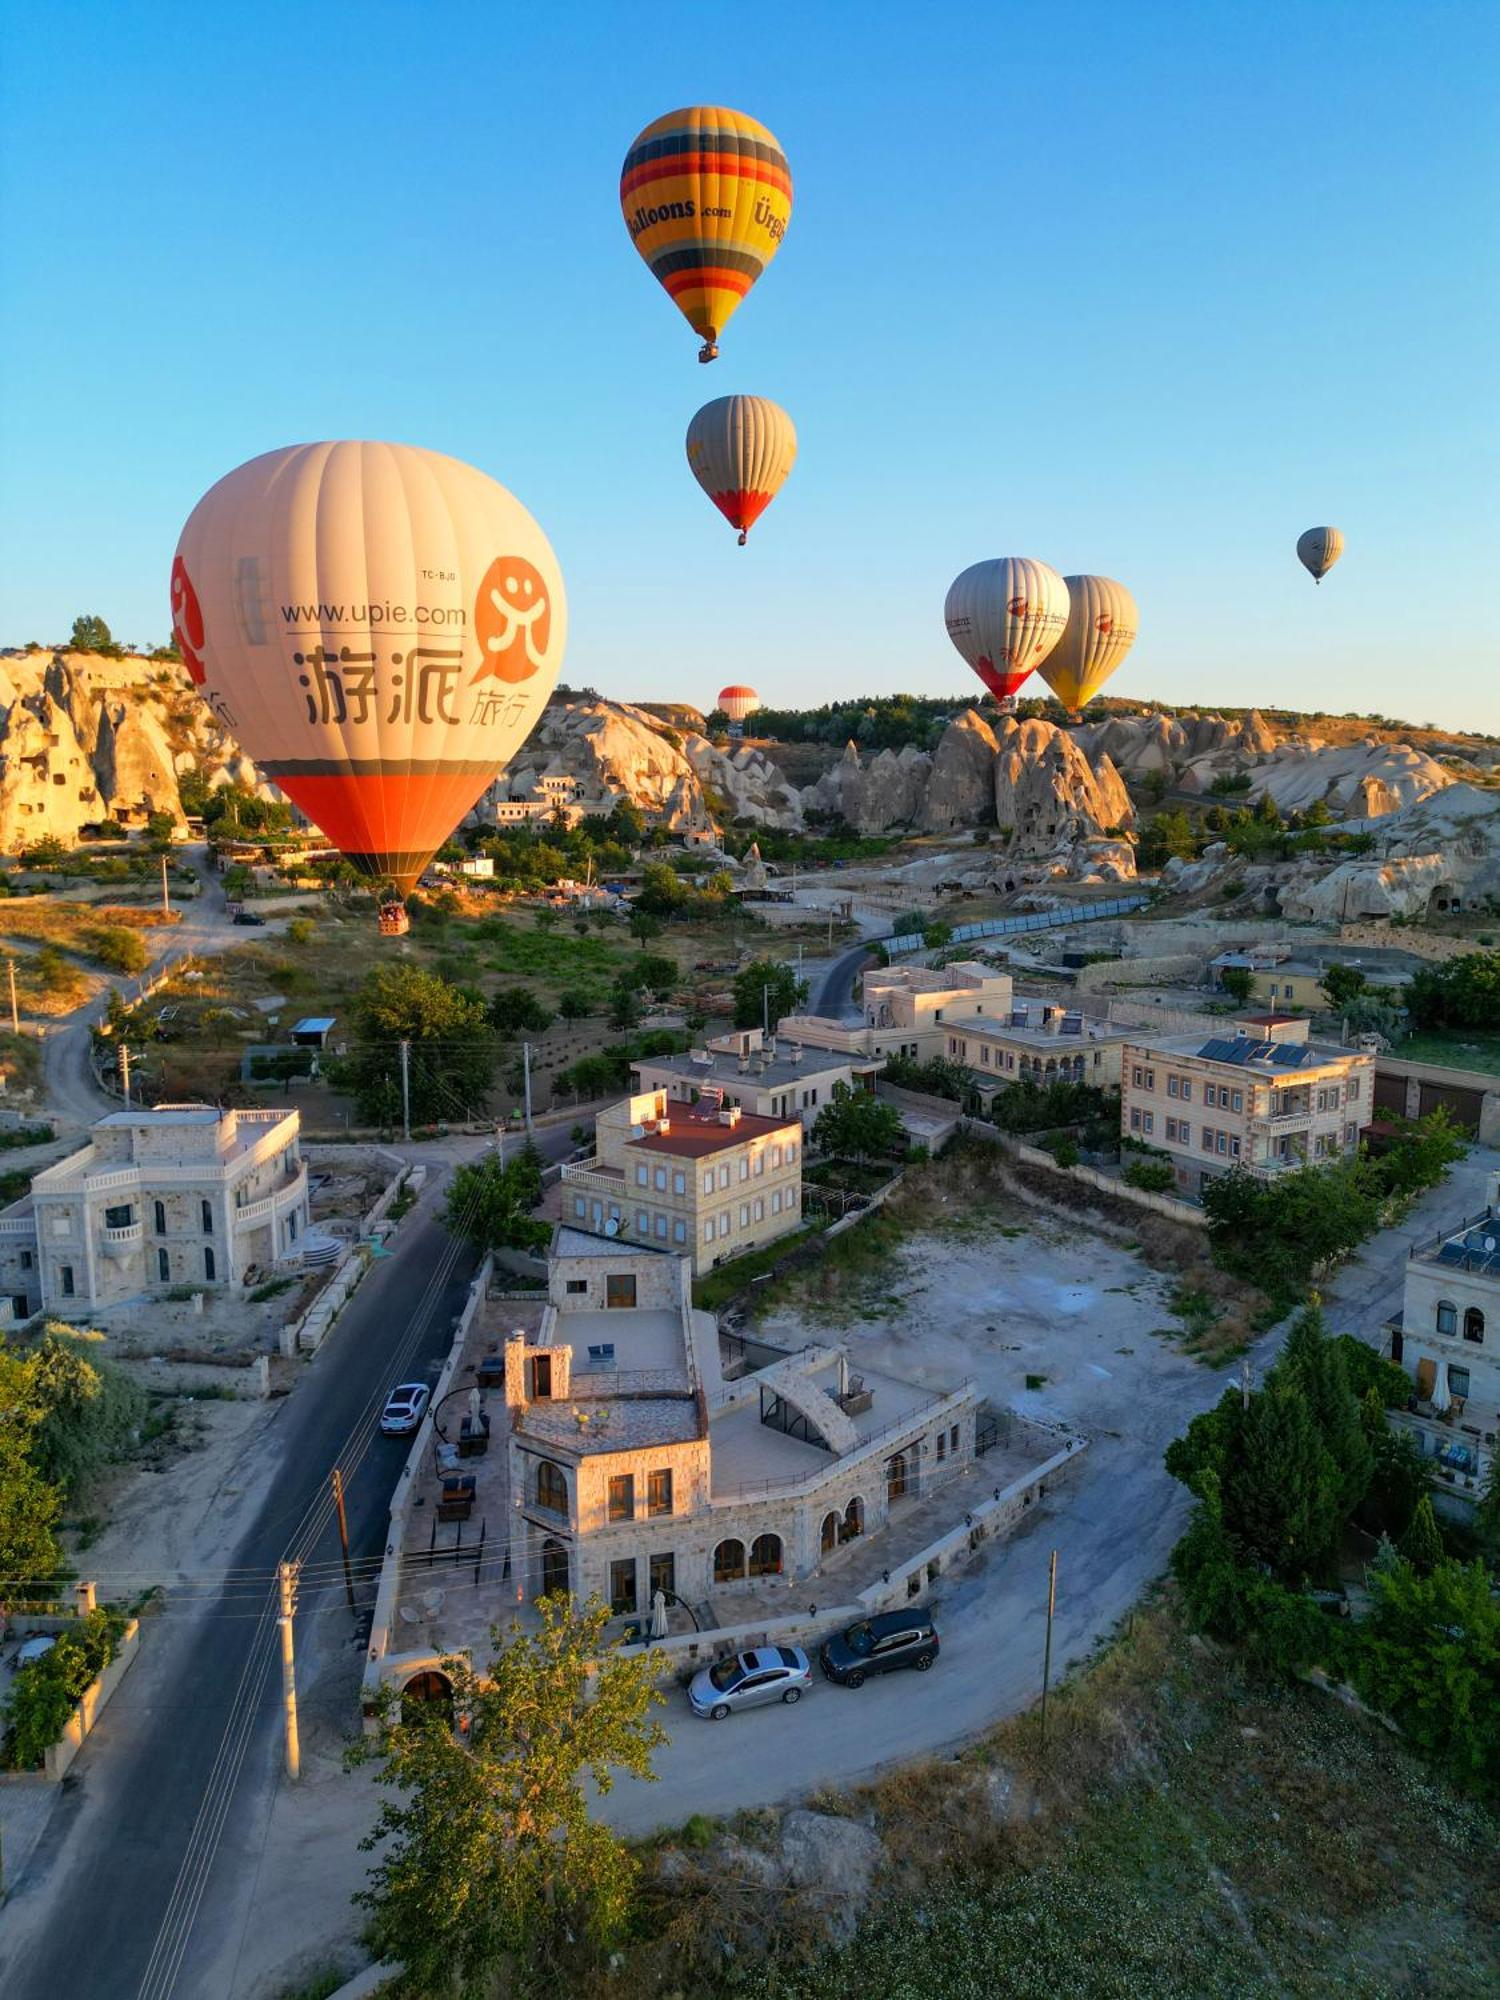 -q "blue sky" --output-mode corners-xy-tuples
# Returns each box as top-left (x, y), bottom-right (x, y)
(2, 0), (1496, 729)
